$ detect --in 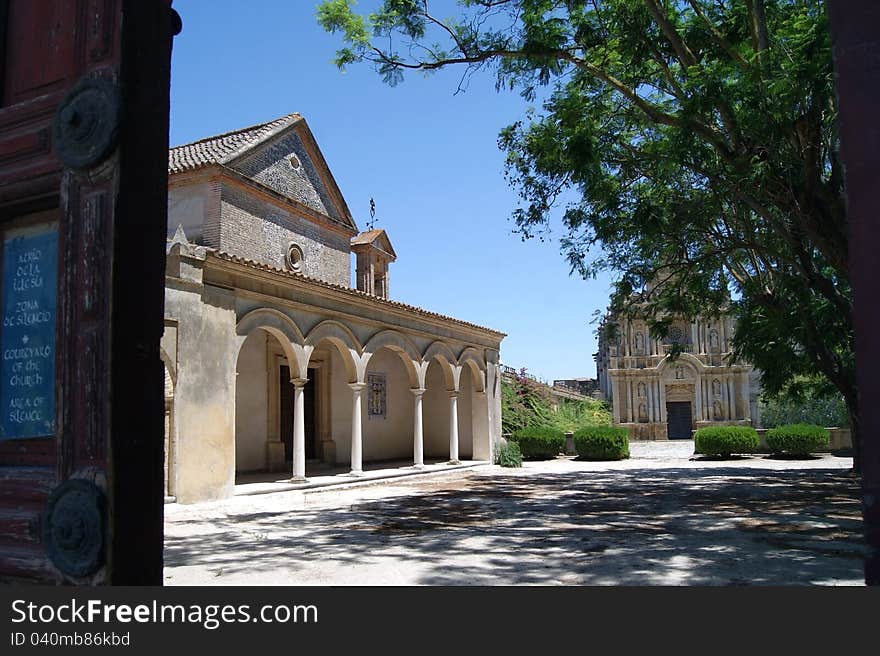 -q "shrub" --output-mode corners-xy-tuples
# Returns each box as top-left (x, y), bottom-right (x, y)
(510, 425), (565, 460)
(694, 426), (760, 458)
(573, 426), (630, 460)
(494, 441), (523, 468)
(765, 424), (830, 456)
